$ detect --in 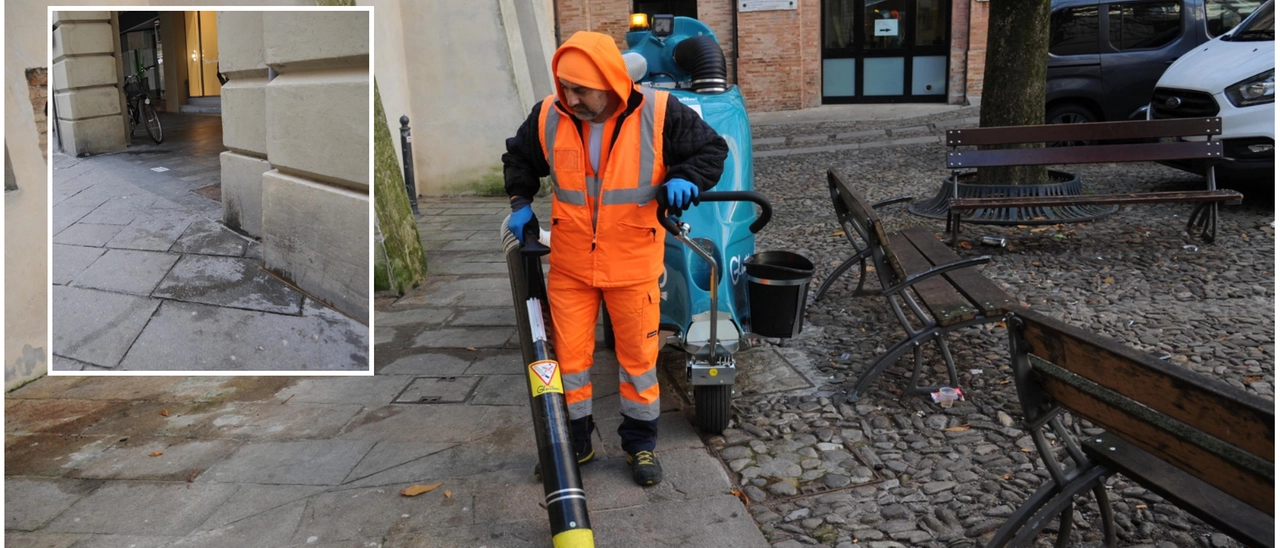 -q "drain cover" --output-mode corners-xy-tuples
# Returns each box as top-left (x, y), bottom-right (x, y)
(392, 376), (479, 404)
